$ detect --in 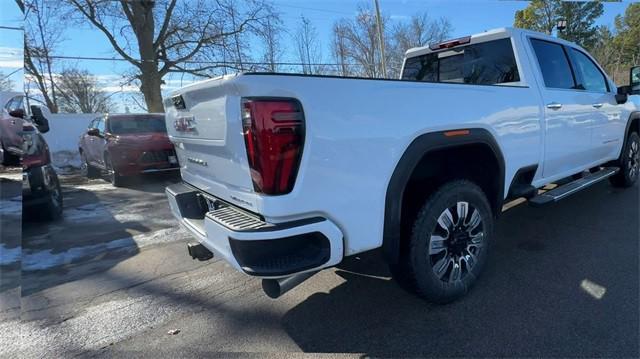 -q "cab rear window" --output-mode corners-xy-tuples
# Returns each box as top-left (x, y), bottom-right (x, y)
(402, 38), (520, 85)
